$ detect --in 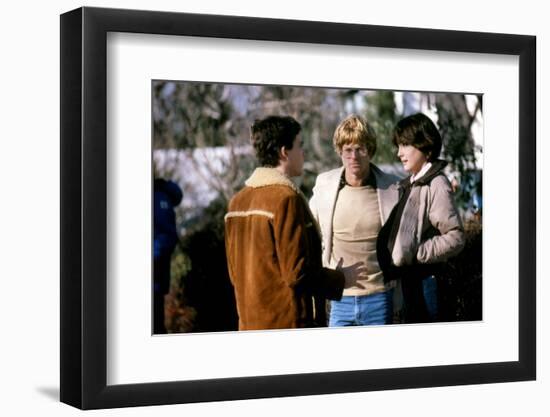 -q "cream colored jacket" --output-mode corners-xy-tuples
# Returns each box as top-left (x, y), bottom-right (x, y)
(309, 164), (400, 268)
